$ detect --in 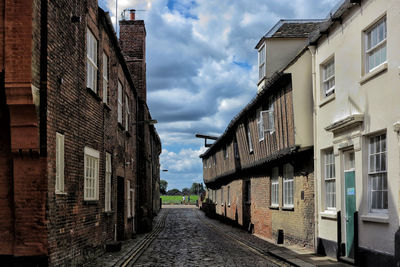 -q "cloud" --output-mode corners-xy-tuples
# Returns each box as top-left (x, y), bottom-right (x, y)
(101, 0), (341, 189)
